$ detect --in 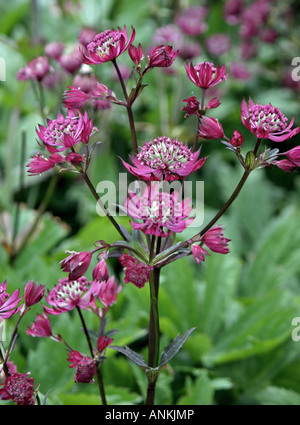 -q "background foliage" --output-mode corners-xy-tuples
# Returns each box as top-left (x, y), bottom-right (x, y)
(1, 0), (300, 405)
